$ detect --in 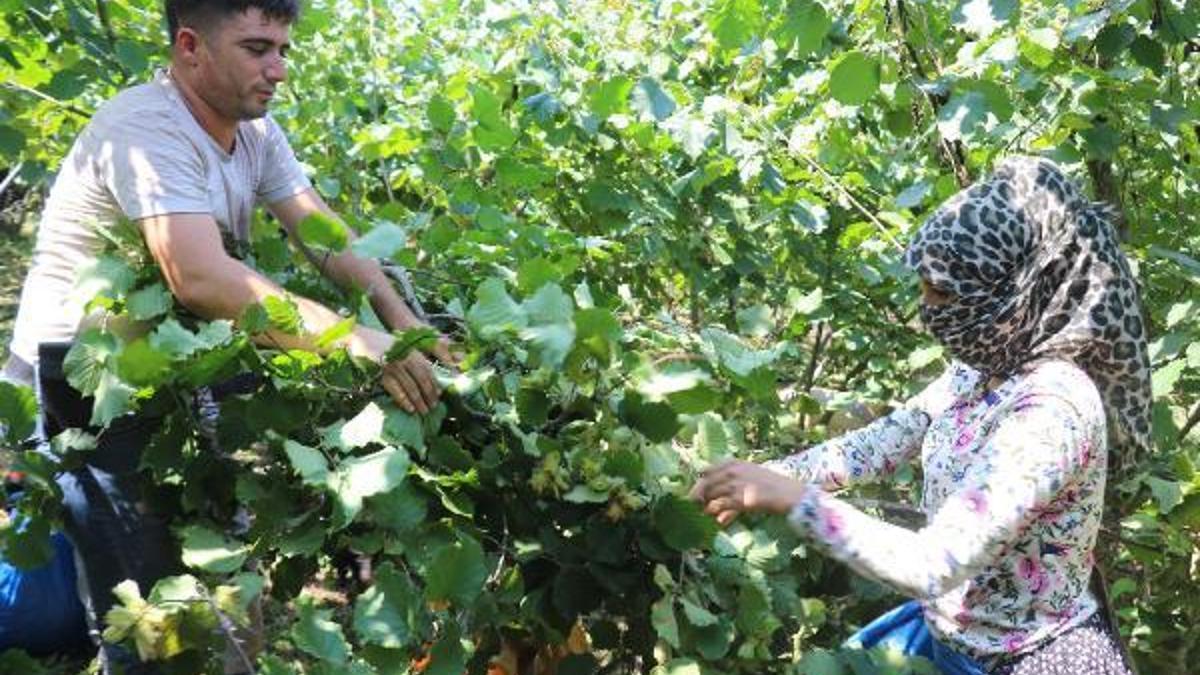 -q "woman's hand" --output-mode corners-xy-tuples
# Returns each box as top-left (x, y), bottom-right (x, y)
(689, 460), (808, 527)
